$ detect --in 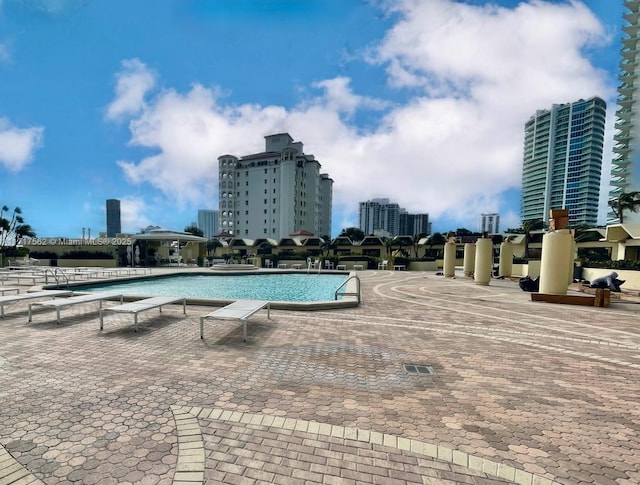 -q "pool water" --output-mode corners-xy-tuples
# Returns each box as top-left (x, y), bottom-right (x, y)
(79, 273), (349, 302)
